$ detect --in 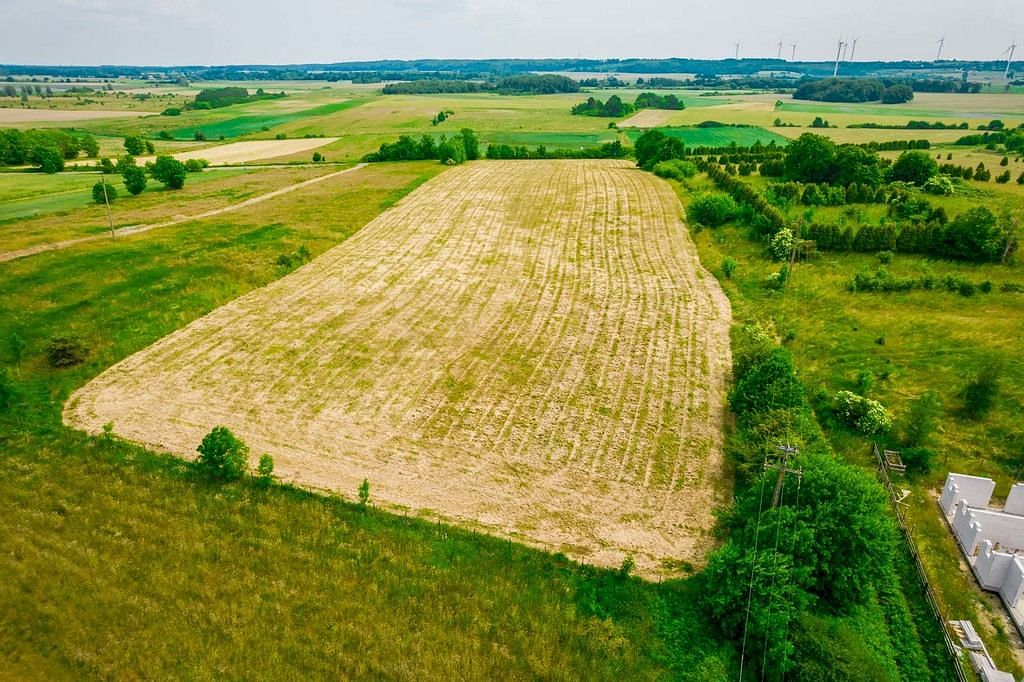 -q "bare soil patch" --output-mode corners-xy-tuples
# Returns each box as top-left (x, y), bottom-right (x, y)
(65, 160), (733, 576)
(618, 109), (677, 128)
(0, 108), (147, 125)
